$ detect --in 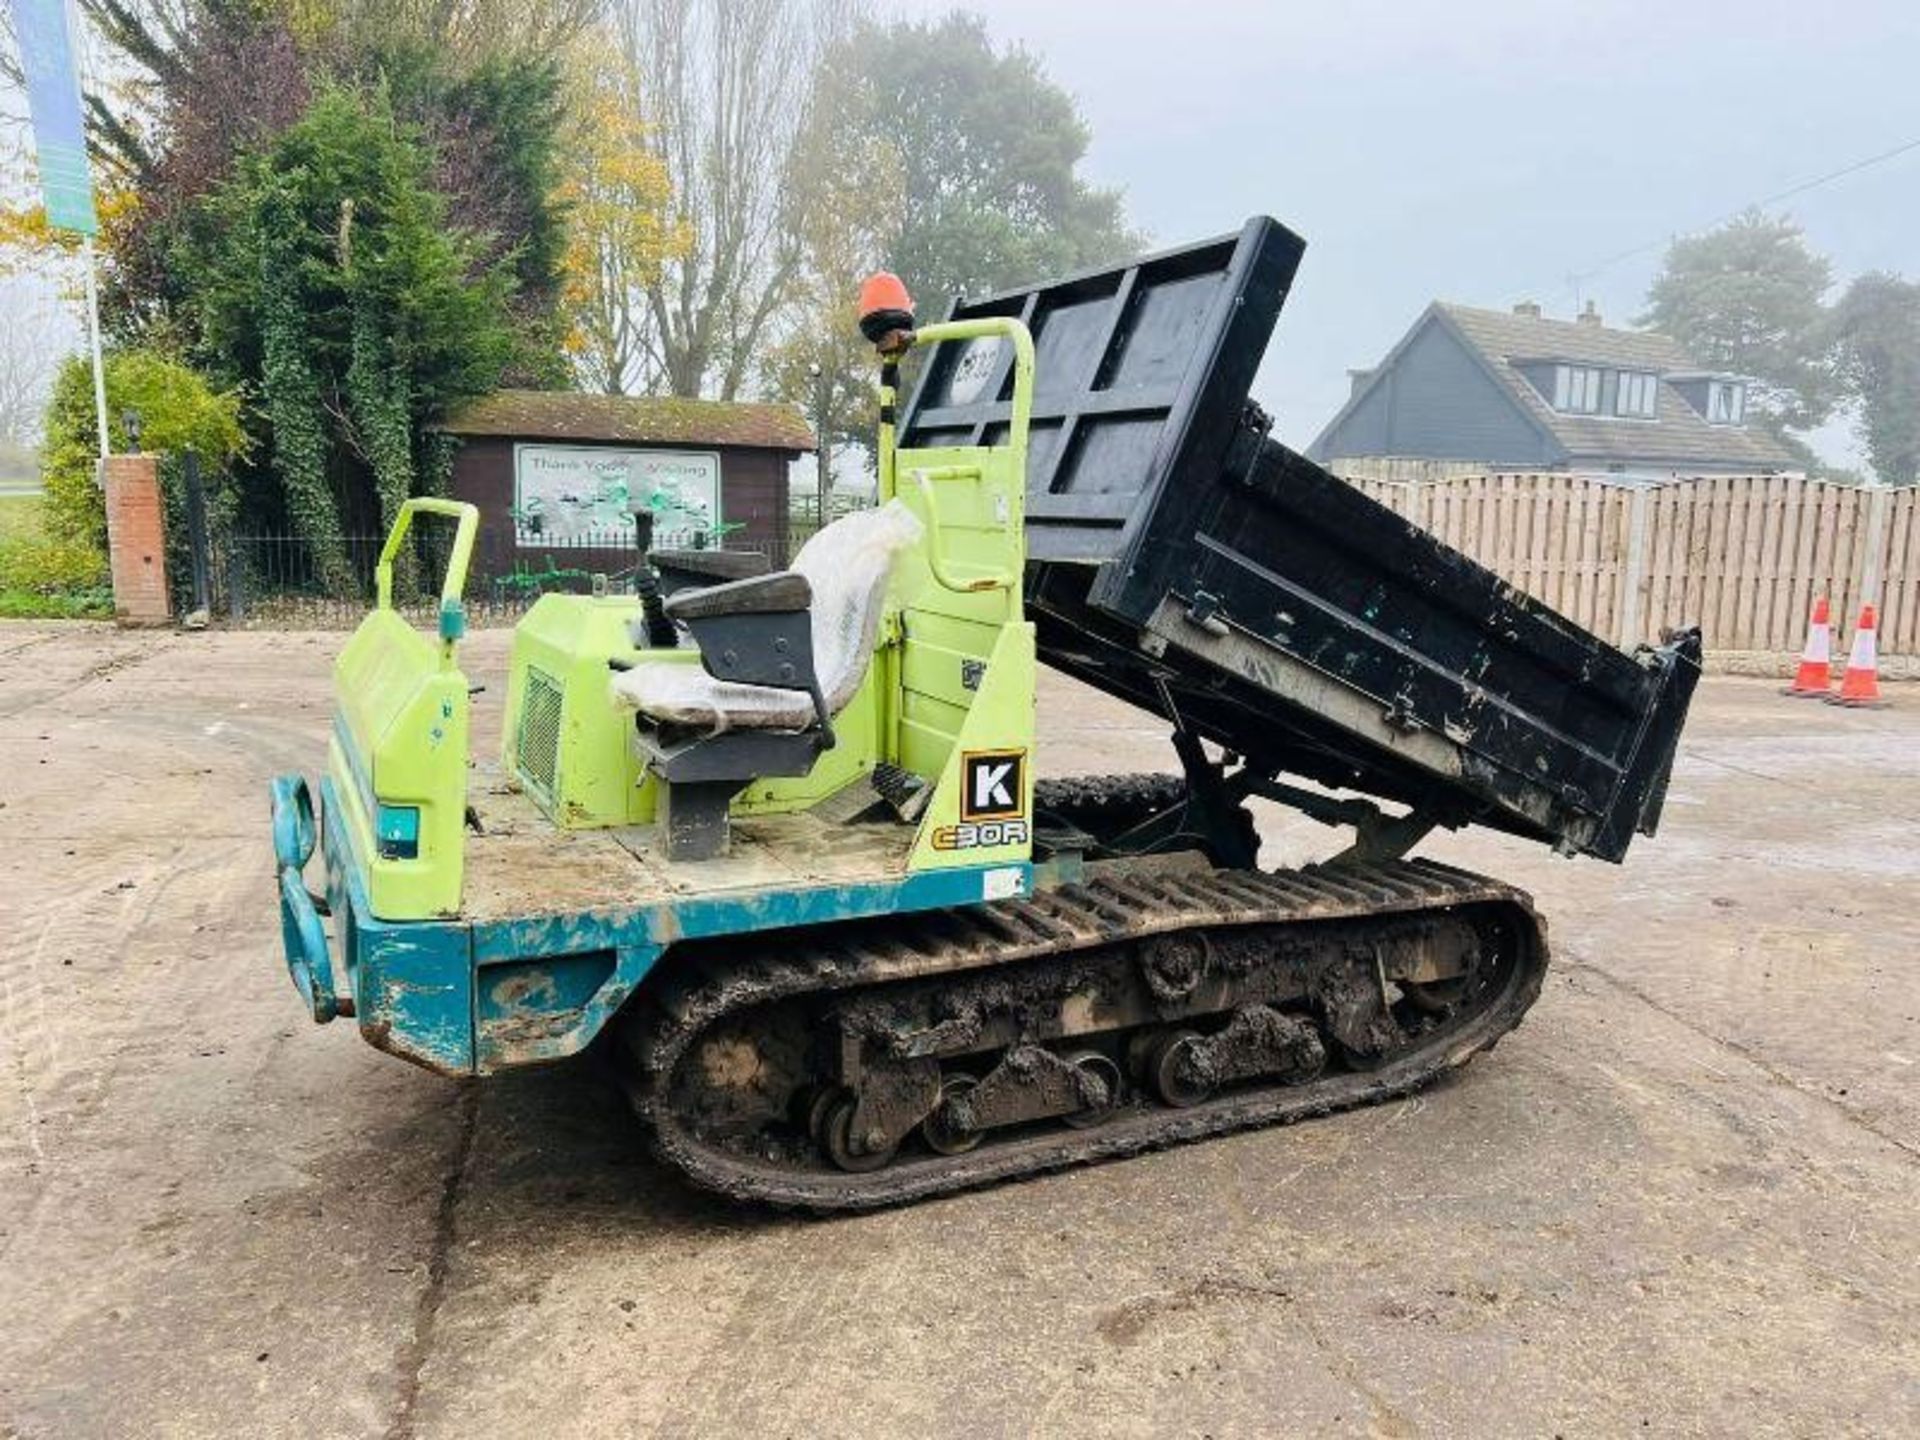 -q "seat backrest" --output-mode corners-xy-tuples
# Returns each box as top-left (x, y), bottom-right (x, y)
(790, 500), (923, 714)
